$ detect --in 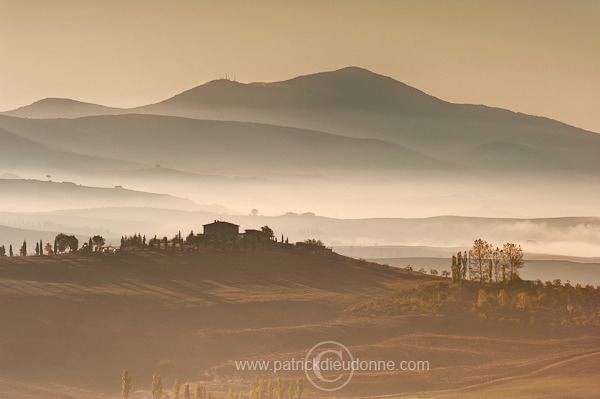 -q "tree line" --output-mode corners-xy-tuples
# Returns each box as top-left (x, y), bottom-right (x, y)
(450, 239), (524, 284)
(122, 371), (304, 399)
(0, 224), (329, 258)
(359, 278), (600, 326)
(0, 234), (106, 257)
